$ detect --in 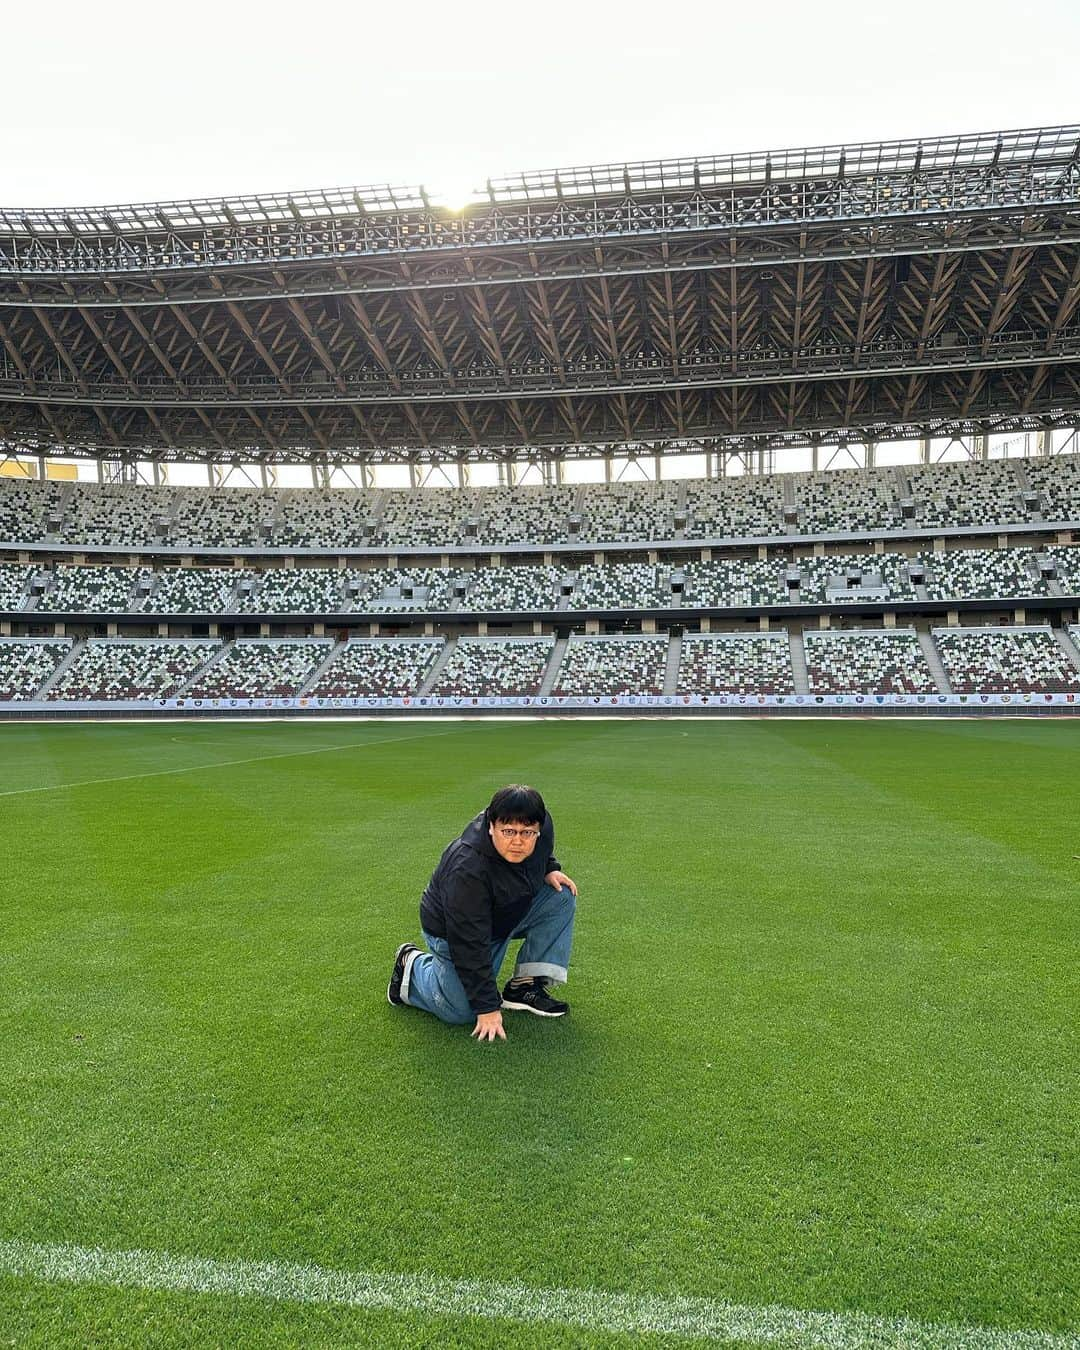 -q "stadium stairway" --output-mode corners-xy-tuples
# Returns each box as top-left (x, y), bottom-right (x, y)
(538, 637), (570, 696)
(172, 641), (231, 698)
(34, 639), (85, 699)
(297, 640), (348, 696)
(1052, 627), (1080, 674)
(416, 638), (455, 696)
(662, 633), (683, 695)
(918, 632), (953, 693)
(788, 632), (810, 695)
